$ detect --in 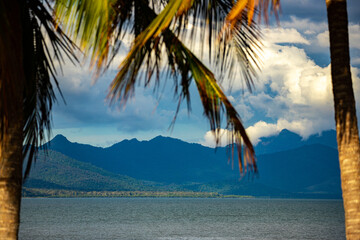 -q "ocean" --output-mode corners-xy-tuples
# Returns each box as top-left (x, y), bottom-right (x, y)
(19, 198), (345, 240)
